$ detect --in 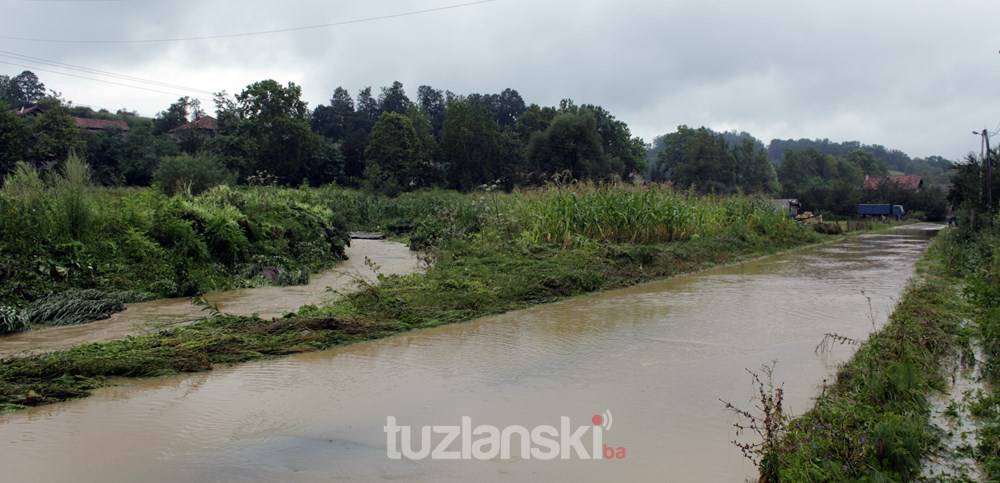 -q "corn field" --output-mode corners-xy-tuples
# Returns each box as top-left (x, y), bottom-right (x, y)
(502, 183), (801, 246)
